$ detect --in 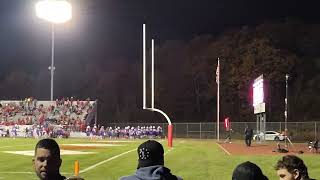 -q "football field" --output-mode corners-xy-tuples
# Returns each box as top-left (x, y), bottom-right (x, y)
(0, 138), (320, 180)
